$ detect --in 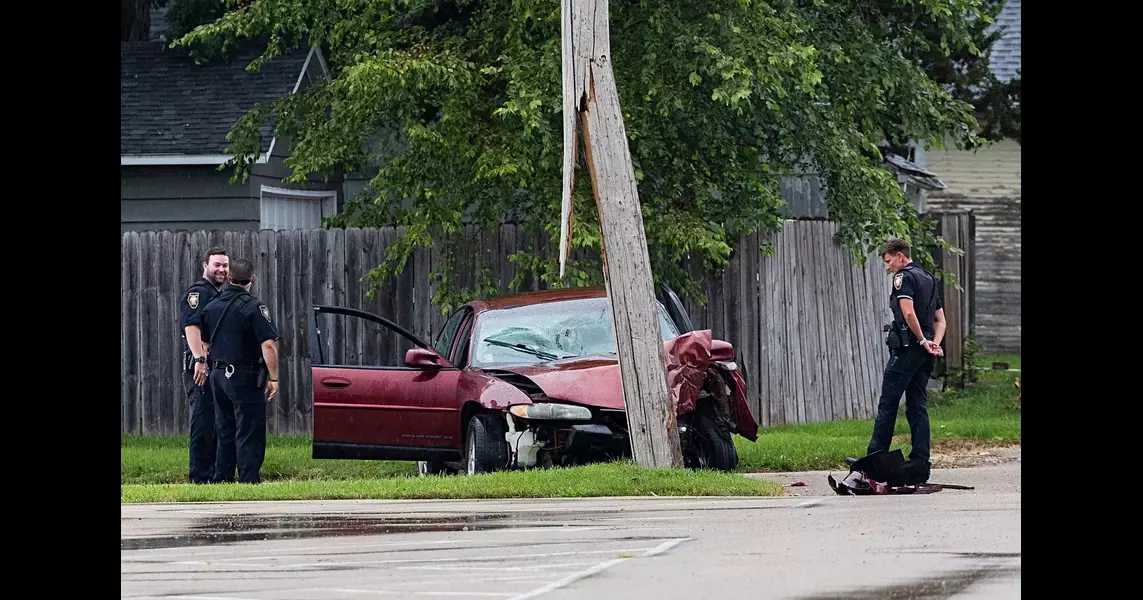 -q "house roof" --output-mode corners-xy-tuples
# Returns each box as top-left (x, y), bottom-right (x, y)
(884, 153), (946, 191)
(121, 41), (321, 165)
(987, 0), (1020, 82)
